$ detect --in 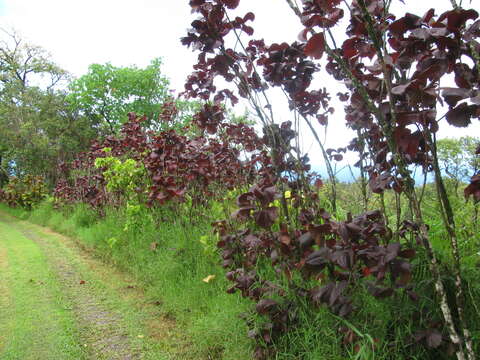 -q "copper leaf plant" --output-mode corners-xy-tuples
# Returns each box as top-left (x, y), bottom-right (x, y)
(181, 0), (479, 359)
